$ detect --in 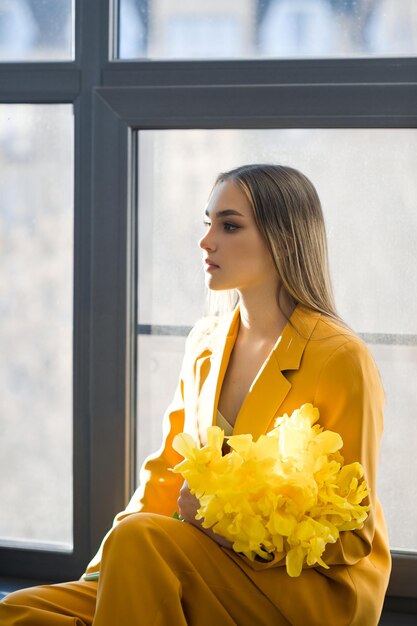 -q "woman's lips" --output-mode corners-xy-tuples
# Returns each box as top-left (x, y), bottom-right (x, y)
(204, 260), (220, 272)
